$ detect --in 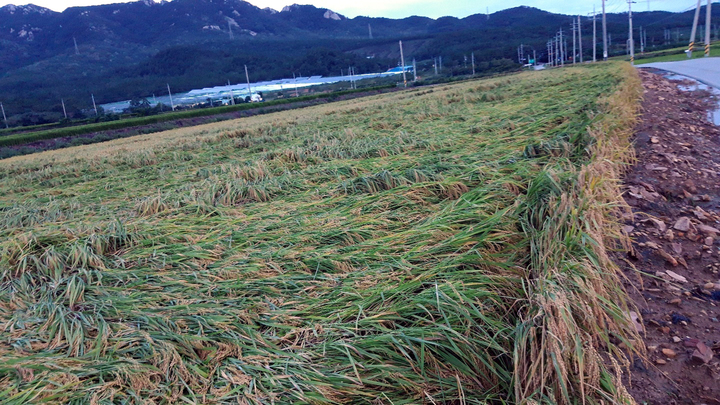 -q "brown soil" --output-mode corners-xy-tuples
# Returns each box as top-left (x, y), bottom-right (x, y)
(617, 69), (720, 404)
